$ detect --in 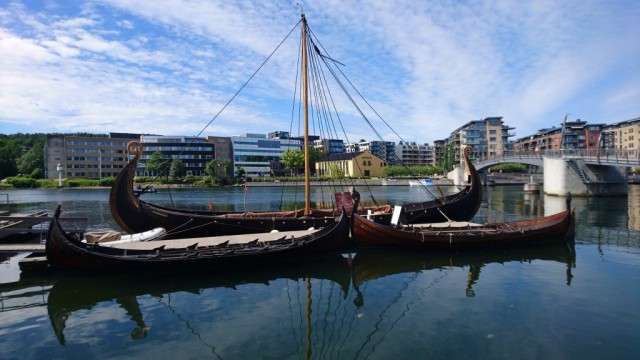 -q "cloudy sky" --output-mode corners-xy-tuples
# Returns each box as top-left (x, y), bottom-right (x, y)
(1, 0), (638, 144)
